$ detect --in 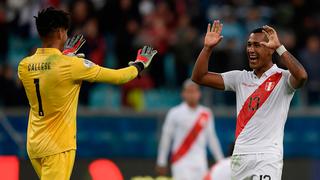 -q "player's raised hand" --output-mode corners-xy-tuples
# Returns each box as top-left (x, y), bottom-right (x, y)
(63, 34), (86, 57)
(204, 20), (223, 48)
(260, 25), (281, 50)
(129, 45), (157, 69)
